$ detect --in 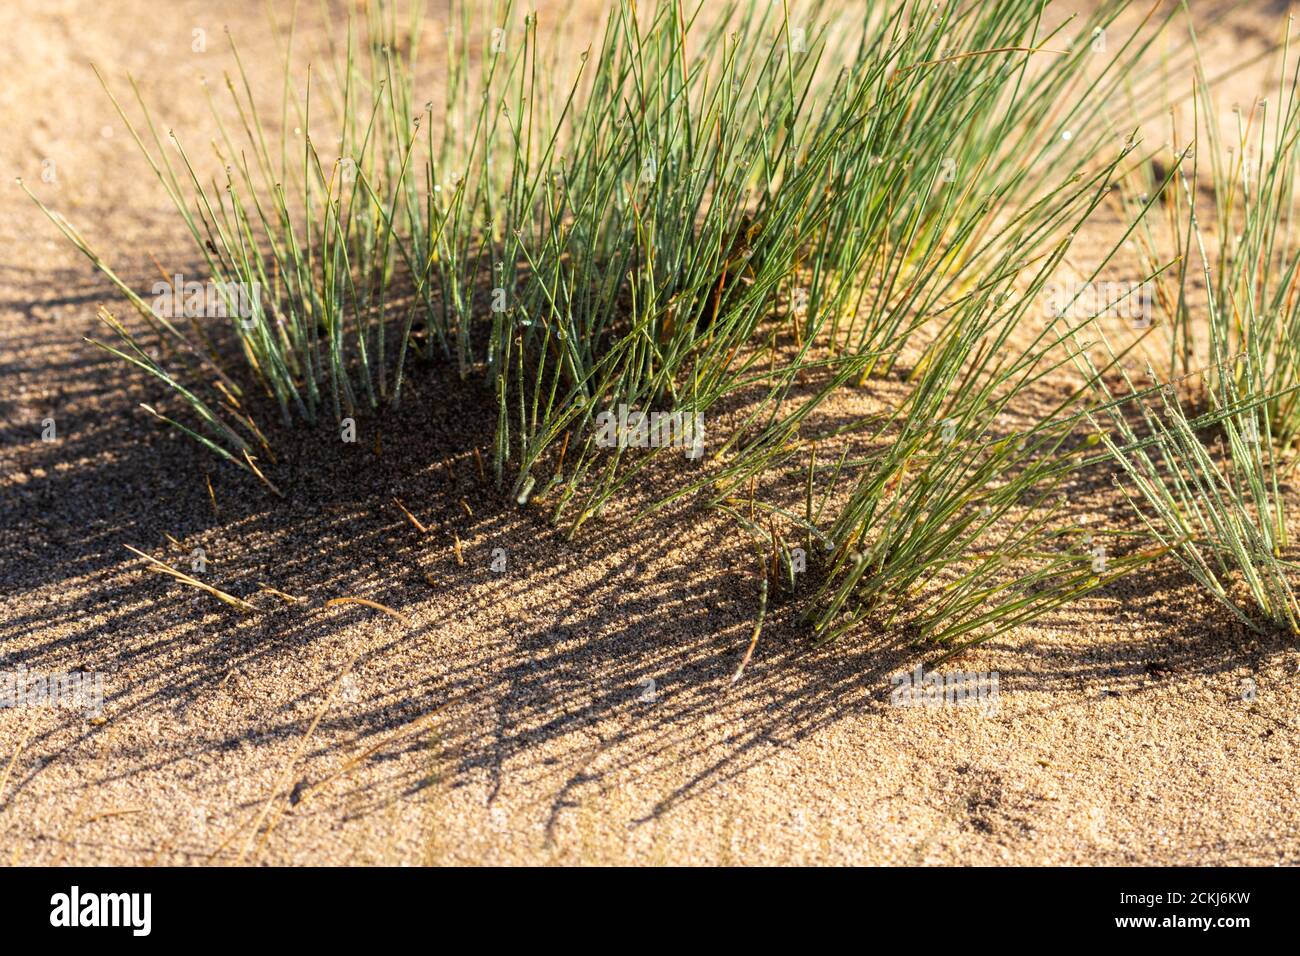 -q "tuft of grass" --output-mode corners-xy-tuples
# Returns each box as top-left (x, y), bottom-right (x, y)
(775, 150), (1162, 655)
(1077, 347), (1300, 635)
(497, 0), (1174, 537)
(1131, 11), (1300, 447)
(1083, 11), (1300, 635)
(24, 1), (448, 481)
(29, 0), (1210, 652)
